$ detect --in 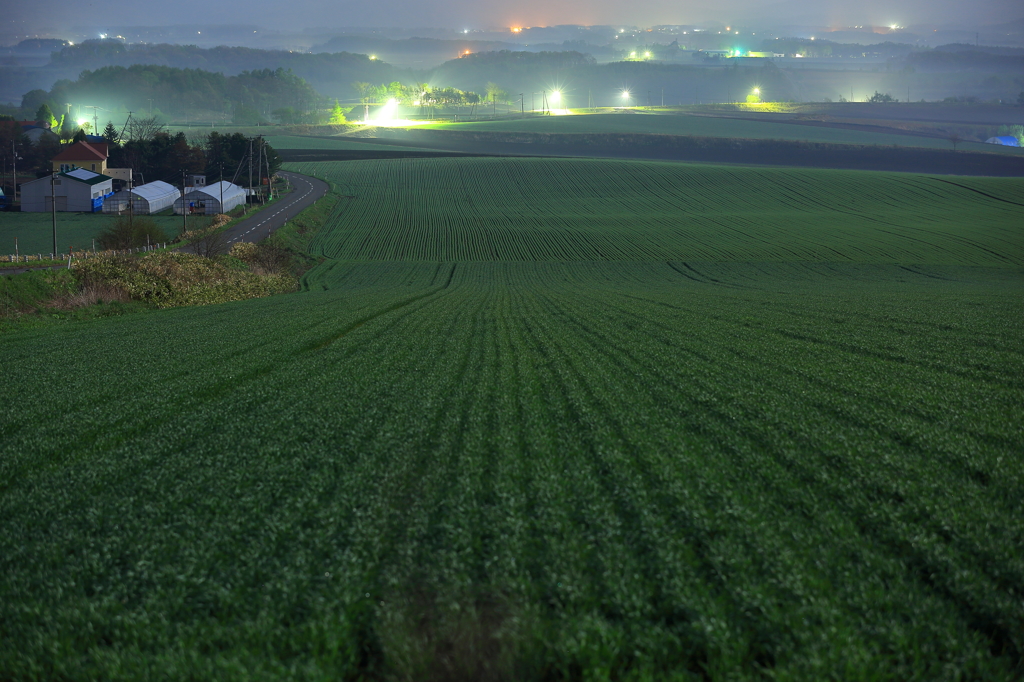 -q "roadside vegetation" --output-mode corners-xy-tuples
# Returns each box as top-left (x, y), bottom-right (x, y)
(0, 179), (329, 331)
